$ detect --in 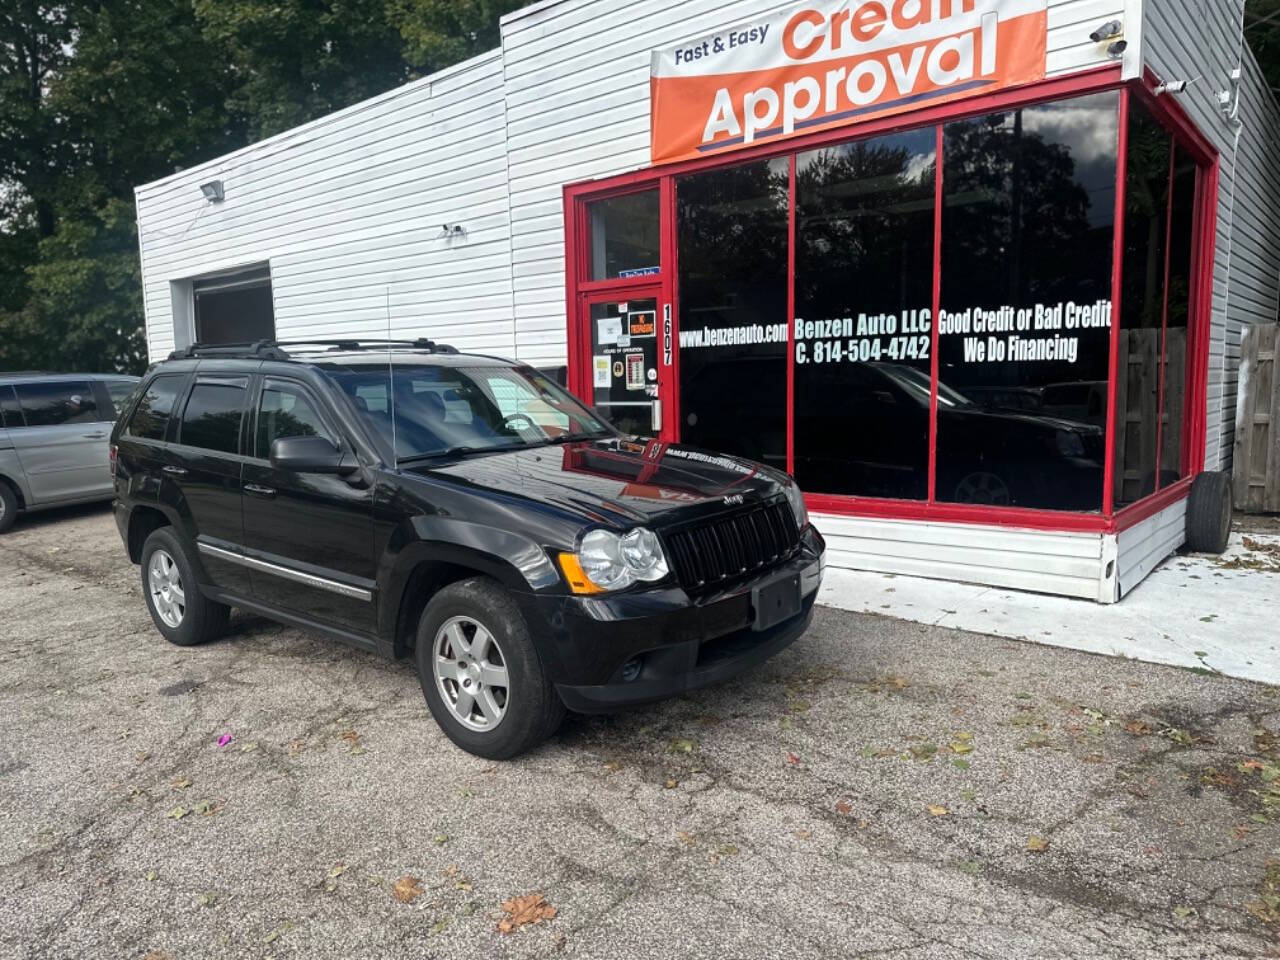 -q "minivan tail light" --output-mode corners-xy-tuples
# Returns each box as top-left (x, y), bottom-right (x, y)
(108, 443), (117, 478)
